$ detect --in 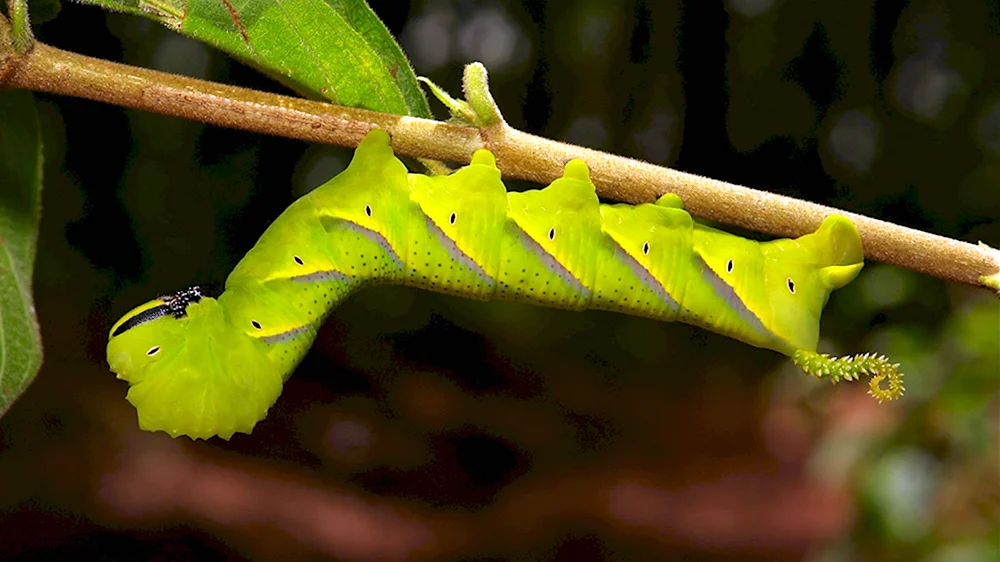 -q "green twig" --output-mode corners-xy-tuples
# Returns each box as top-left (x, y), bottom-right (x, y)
(7, 0), (32, 54)
(461, 62), (504, 128)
